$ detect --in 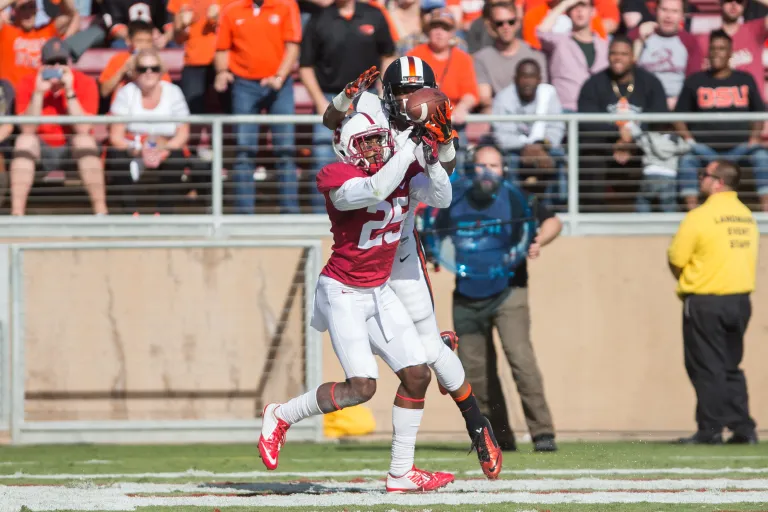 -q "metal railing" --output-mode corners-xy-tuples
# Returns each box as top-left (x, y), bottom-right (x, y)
(1, 112), (767, 232)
